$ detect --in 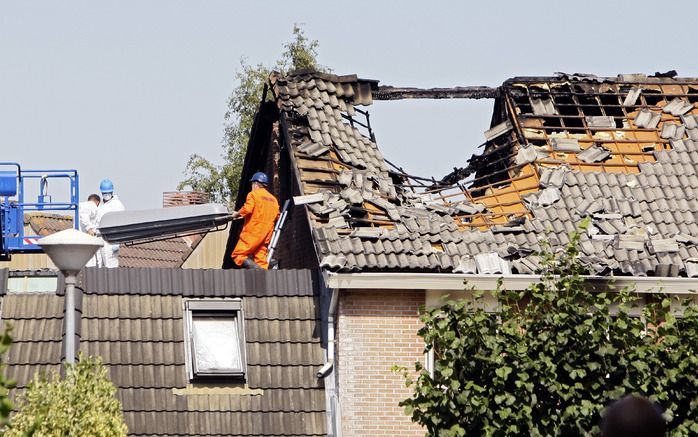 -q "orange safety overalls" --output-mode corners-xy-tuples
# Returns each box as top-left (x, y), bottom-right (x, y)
(230, 187), (280, 269)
